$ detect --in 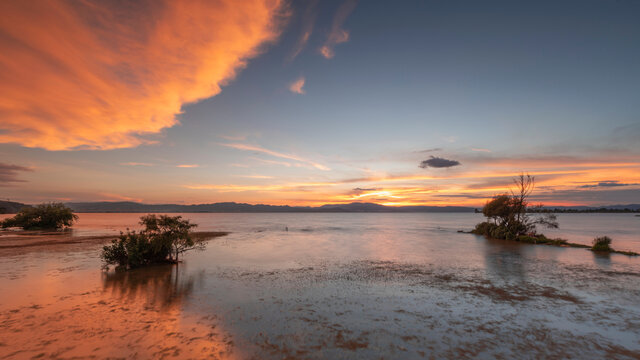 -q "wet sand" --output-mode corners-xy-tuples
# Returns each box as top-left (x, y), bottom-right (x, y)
(1, 213), (639, 359)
